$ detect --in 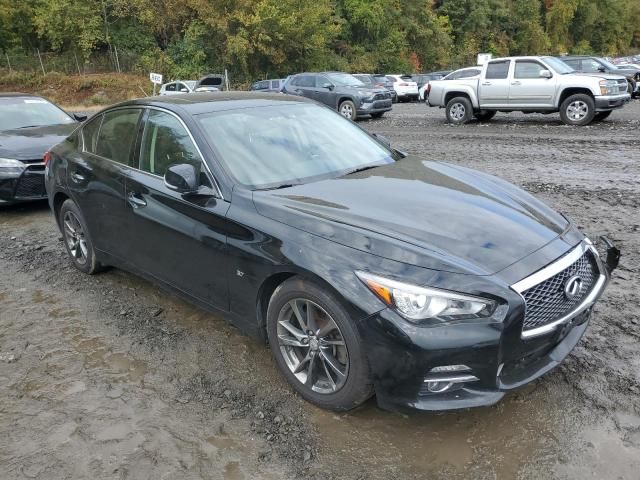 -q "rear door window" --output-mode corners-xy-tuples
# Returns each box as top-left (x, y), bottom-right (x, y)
(82, 114), (103, 154)
(295, 76), (315, 88)
(271, 80), (280, 89)
(486, 61), (510, 79)
(94, 109), (142, 165)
